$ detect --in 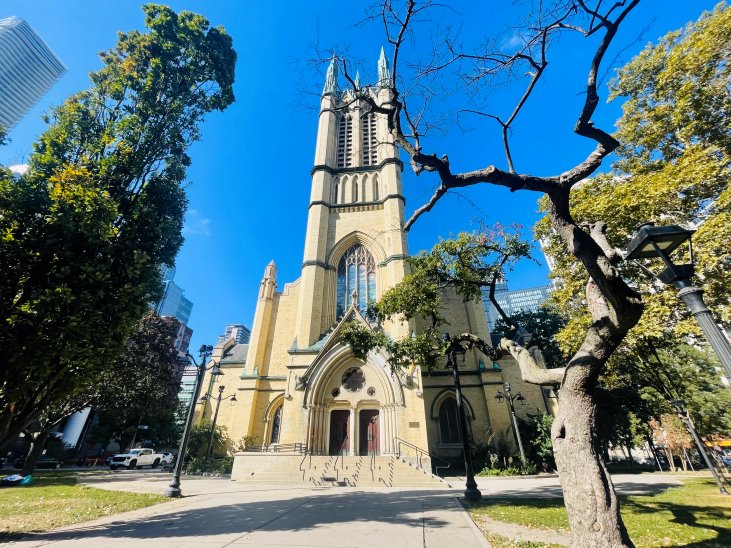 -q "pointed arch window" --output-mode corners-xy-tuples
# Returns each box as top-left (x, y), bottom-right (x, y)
(336, 244), (377, 319)
(332, 177), (340, 204)
(362, 112), (378, 166)
(270, 404), (283, 445)
(337, 113), (353, 168)
(438, 397), (472, 444)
